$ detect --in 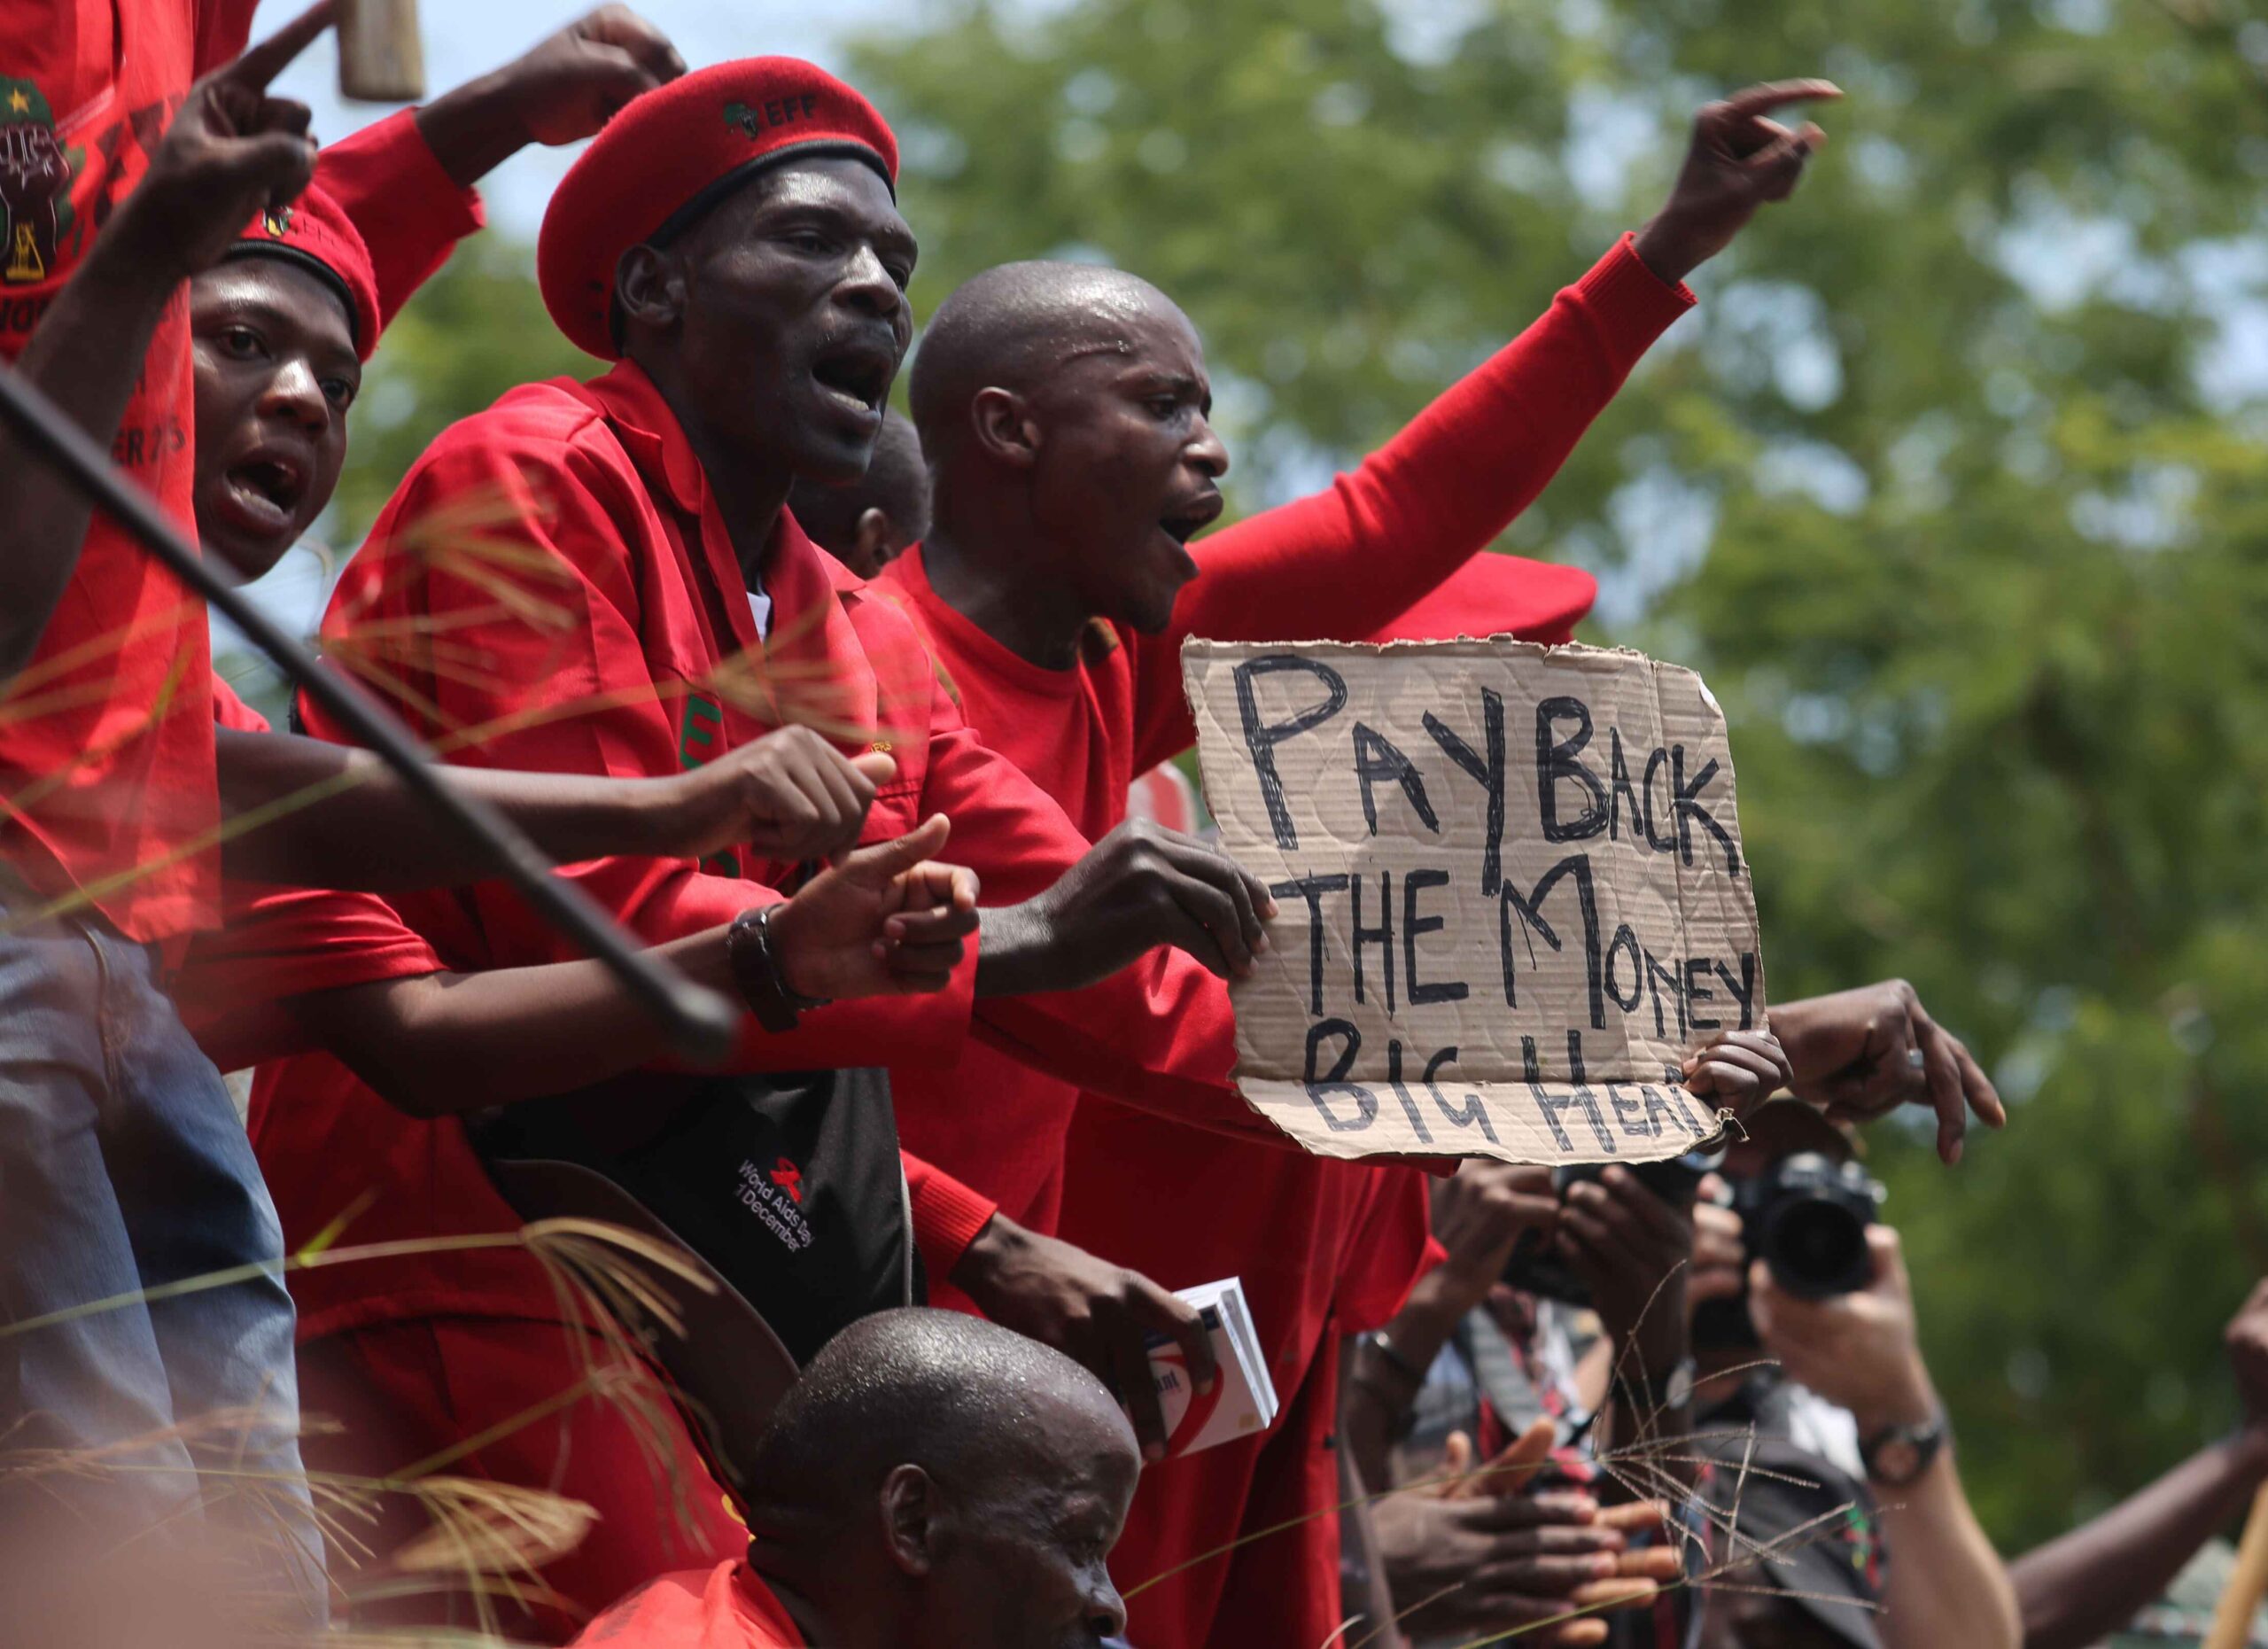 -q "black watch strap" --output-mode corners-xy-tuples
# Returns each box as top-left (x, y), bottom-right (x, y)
(1860, 1408), (1949, 1487)
(727, 903), (830, 1033)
